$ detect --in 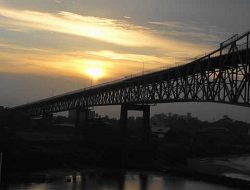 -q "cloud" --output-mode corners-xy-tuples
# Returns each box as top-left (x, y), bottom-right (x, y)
(0, 40), (50, 53)
(0, 6), (218, 86)
(84, 50), (177, 77)
(54, 0), (62, 3)
(0, 6), (210, 54)
(0, 6), (163, 48)
(124, 16), (131, 19)
(85, 50), (169, 64)
(149, 21), (202, 31)
(0, 40), (179, 83)
(149, 20), (227, 43)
